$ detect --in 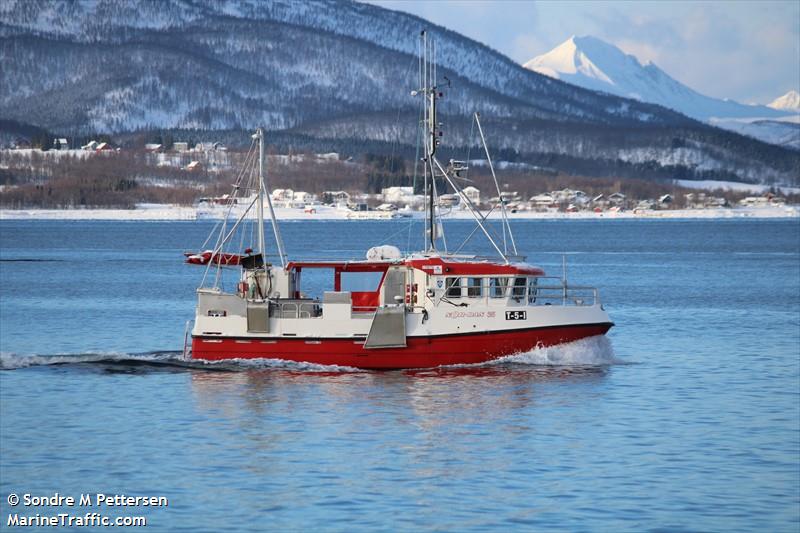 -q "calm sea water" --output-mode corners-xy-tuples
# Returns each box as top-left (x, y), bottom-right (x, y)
(1, 218), (798, 532)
